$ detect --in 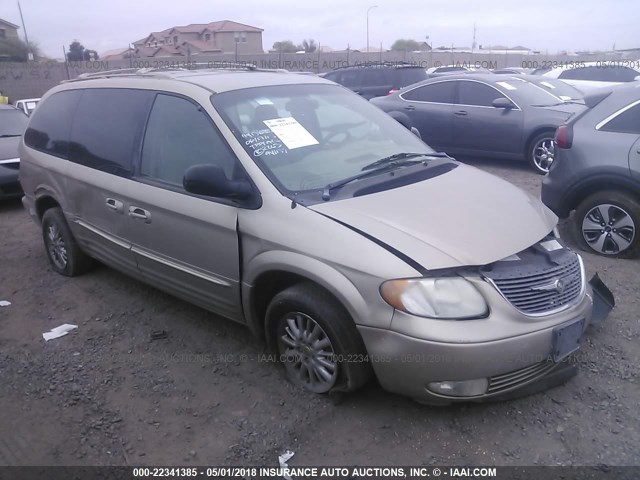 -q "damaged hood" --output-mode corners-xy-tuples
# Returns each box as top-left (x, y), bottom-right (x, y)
(309, 163), (557, 270)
